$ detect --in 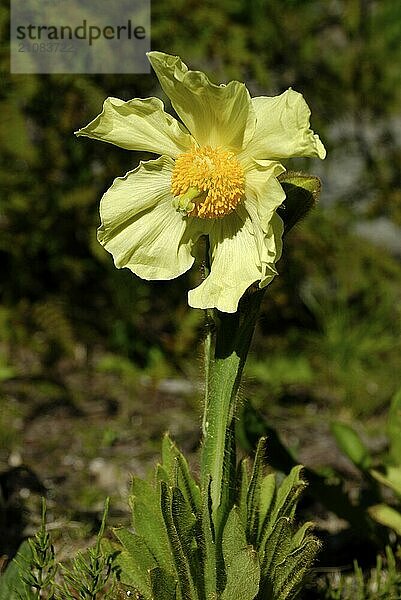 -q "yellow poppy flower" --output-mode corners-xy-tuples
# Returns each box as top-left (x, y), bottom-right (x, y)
(76, 52), (325, 313)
